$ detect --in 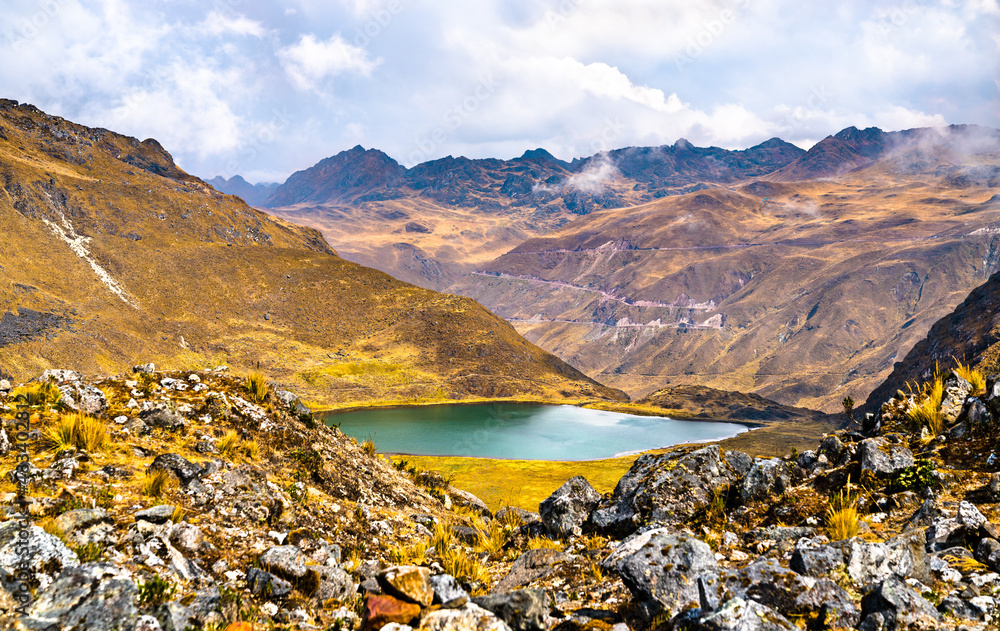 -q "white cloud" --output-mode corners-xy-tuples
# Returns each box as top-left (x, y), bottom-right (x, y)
(198, 11), (266, 38)
(0, 0), (995, 181)
(103, 63), (245, 161)
(277, 33), (381, 90)
(872, 106), (949, 131)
